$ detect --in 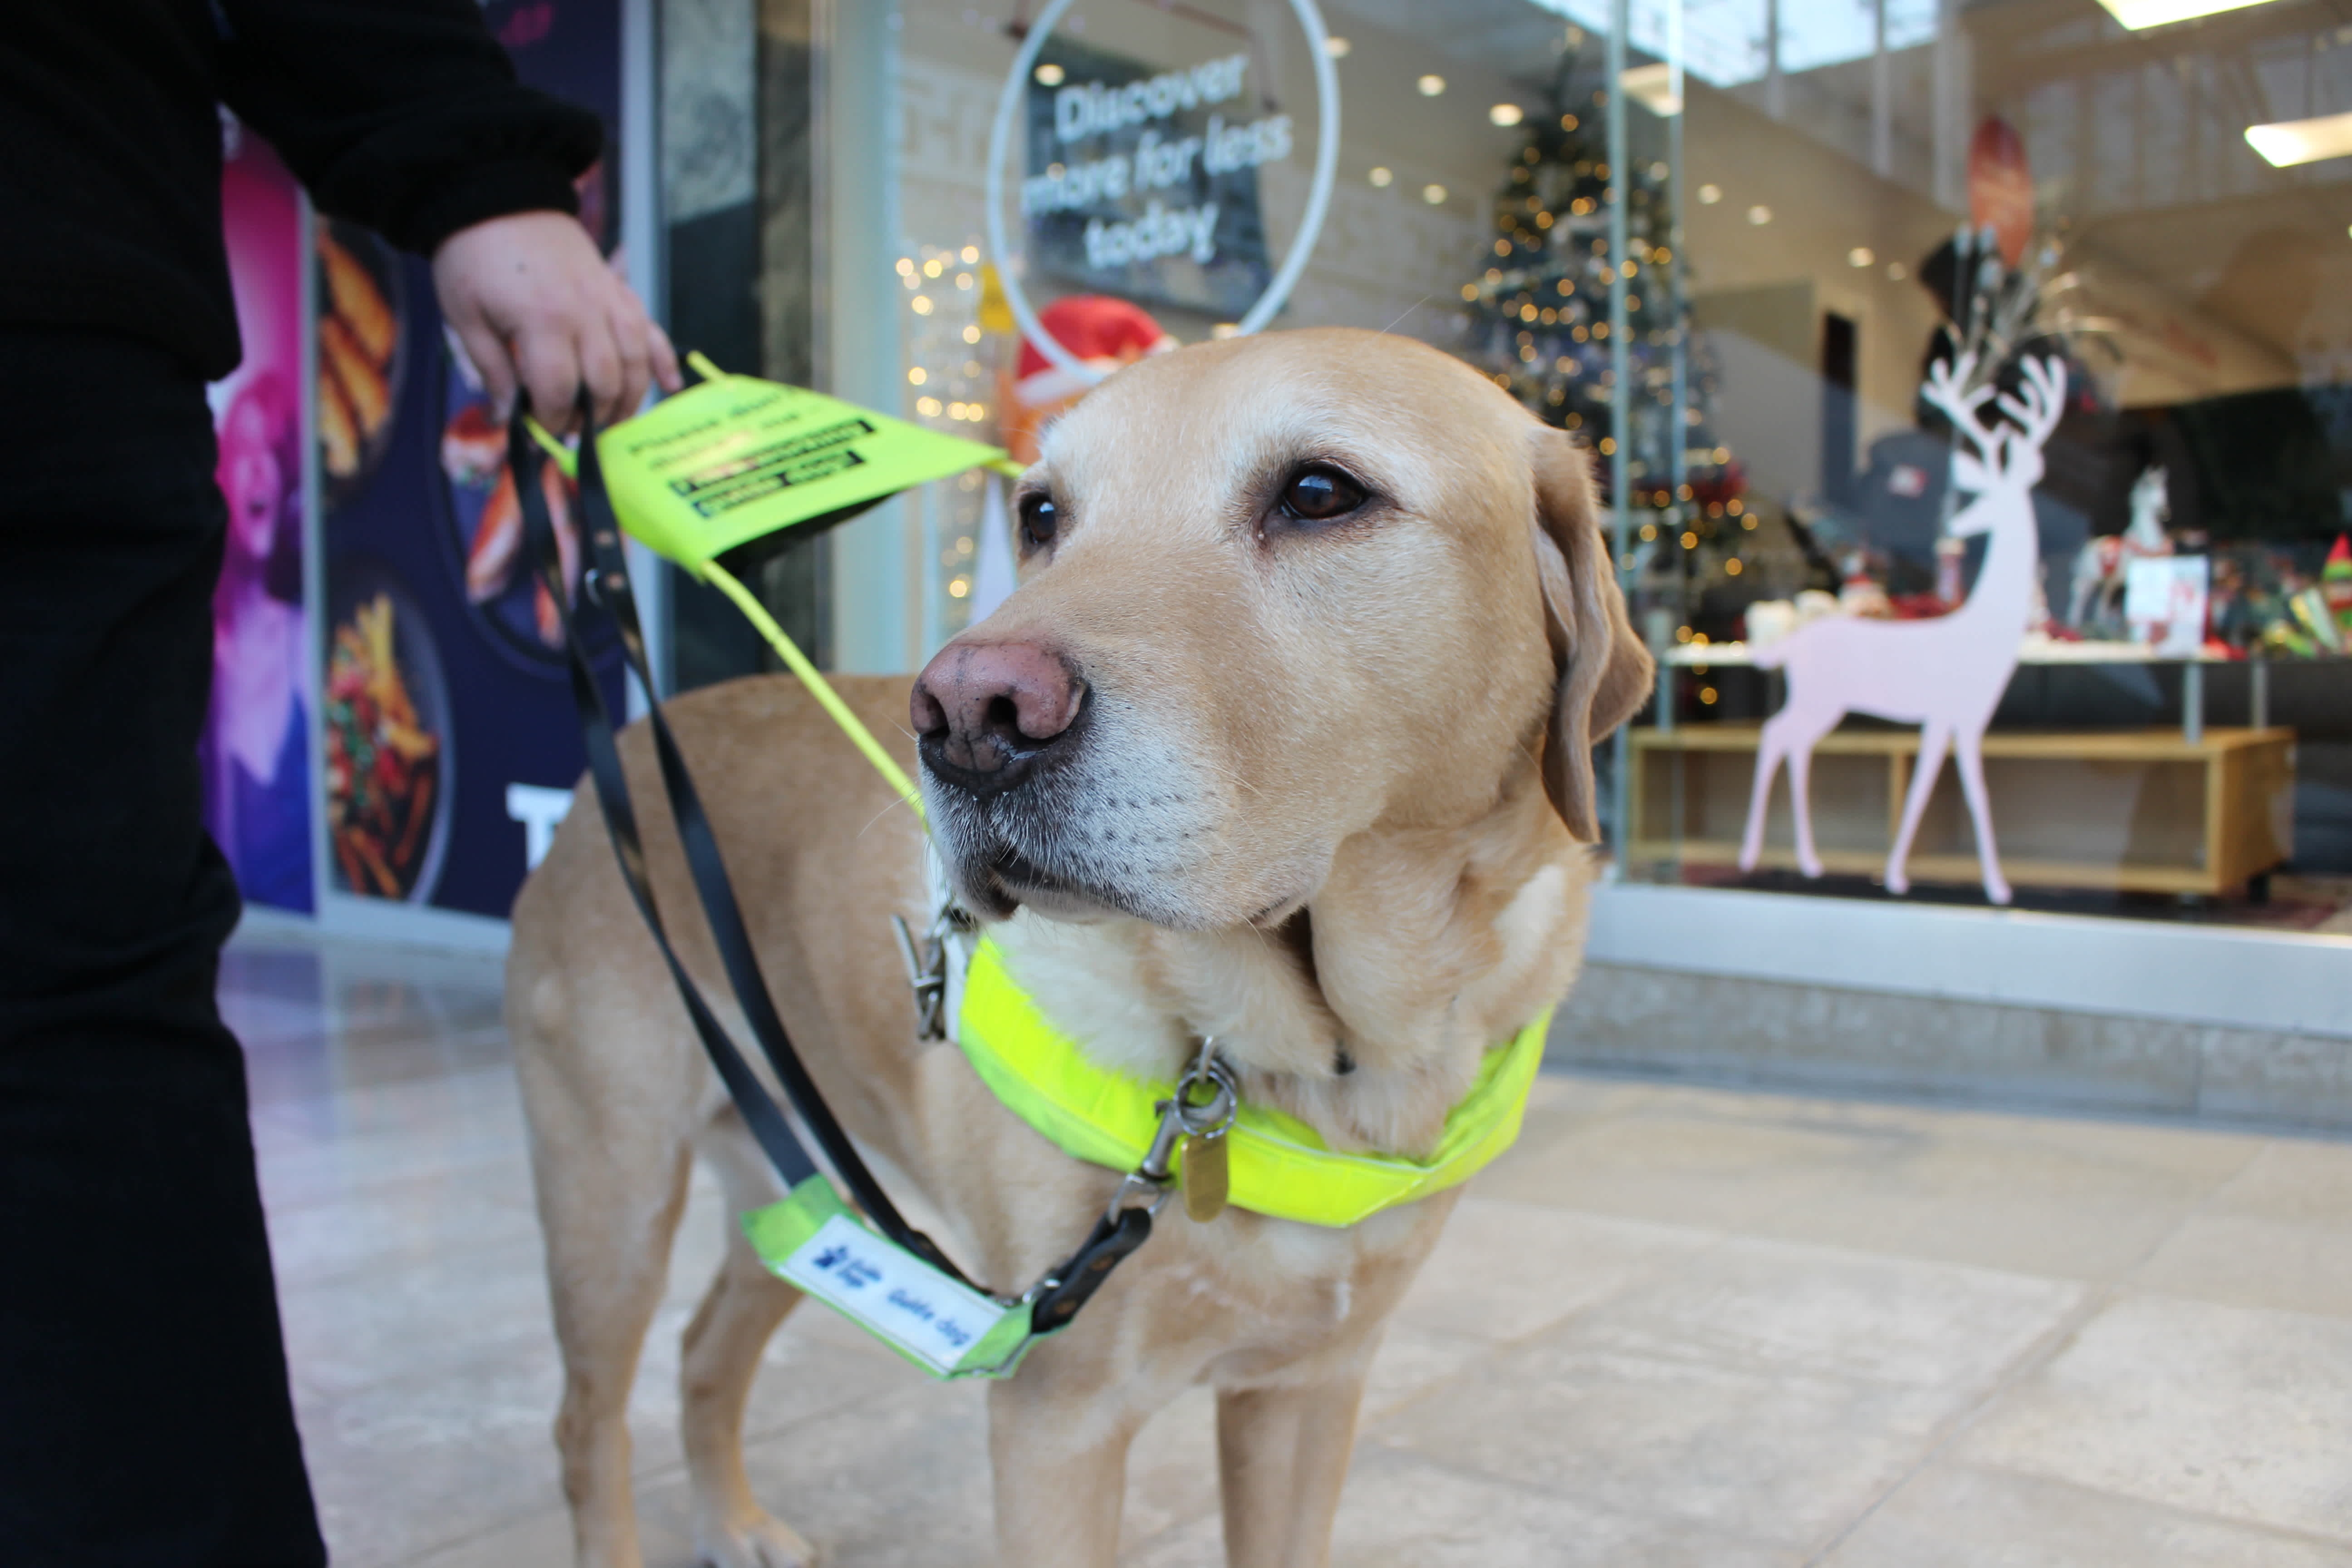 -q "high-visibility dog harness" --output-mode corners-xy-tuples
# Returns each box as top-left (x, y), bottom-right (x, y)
(958, 939), (1550, 1230)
